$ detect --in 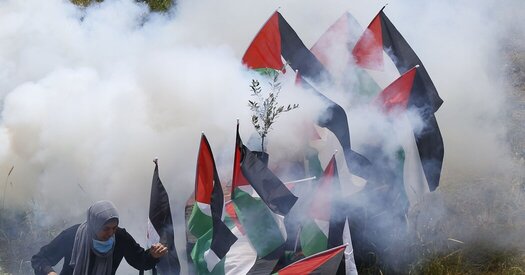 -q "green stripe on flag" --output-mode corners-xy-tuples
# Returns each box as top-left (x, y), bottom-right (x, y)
(233, 188), (285, 257)
(223, 213), (235, 229)
(300, 220), (328, 257)
(395, 147), (410, 210)
(254, 68), (280, 77)
(191, 229), (225, 275)
(354, 68), (382, 100)
(306, 146), (323, 179)
(188, 202), (212, 239)
(396, 148), (405, 171)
